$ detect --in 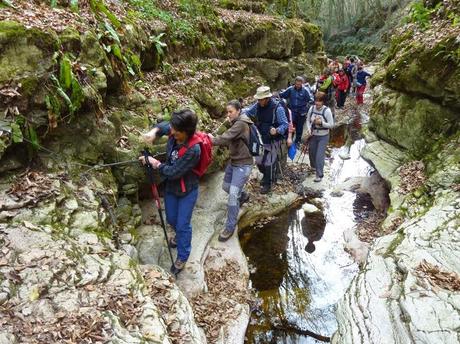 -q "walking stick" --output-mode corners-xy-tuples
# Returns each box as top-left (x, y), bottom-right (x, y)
(142, 149), (175, 267)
